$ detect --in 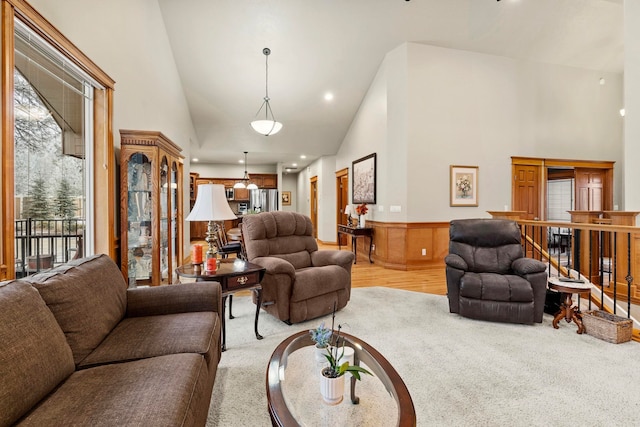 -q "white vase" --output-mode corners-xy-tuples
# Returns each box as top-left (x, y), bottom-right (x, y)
(359, 216), (366, 228)
(320, 369), (345, 405)
(315, 345), (328, 364)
